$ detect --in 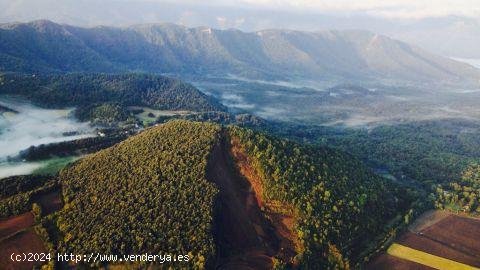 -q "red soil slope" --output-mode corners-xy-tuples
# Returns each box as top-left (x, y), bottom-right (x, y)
(207, 132), (298, 269)
(229, 137), (299, 262)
